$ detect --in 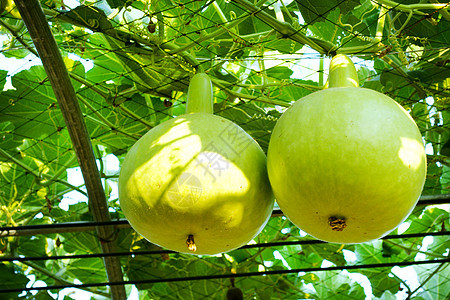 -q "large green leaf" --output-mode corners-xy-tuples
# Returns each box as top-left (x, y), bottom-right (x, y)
(295, 0), (360, 24)
(61, 230), (101, 254)
(303, 269), (365, 299)
(78, 88), (151, 154)
(403, 207), (449, 235)
(0, 69), (7, 90)
(106, 0), (127, 9)
(0, 262), (30, 299)
(0, 121), (20, 150)
(394, 8), (449, 48)
(301, 243), (347, 267)
(353, 242), (400, 297)
(65, 257), (108, 285)
(17, 235), (49, 268)
(215, 101), (280, 152)
(0, 66), (62, 142)
(307, 9), (342, 44)
(413, 263), (450, 300)
(265, 66), (294, 80)
(19, 136), (77, 176)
